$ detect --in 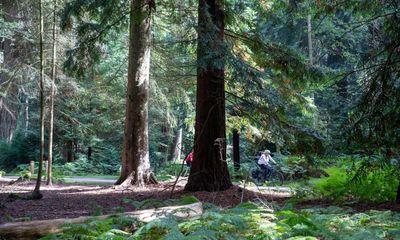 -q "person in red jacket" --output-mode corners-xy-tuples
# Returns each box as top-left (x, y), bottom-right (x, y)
(185, 151), (193, 167)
